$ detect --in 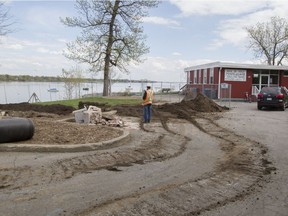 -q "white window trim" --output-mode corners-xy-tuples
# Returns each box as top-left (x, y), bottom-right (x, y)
(210, 68), (214, 84)
(203, 69), (207, 84)
(198, 69), (202, 84)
